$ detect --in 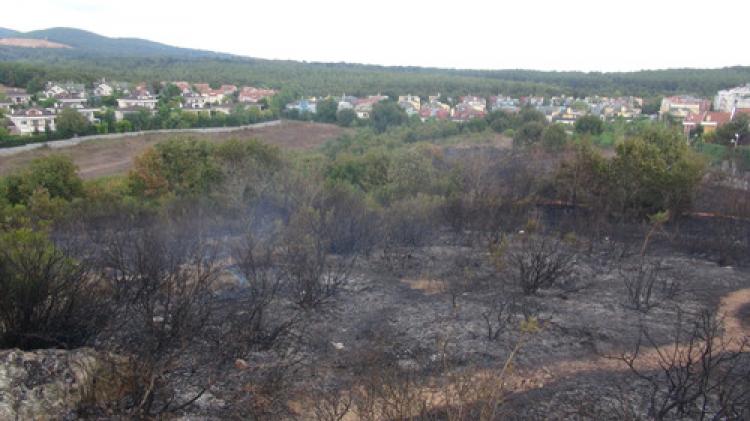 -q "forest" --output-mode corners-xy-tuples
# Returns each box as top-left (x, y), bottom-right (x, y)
(2, 53), (750, 99)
